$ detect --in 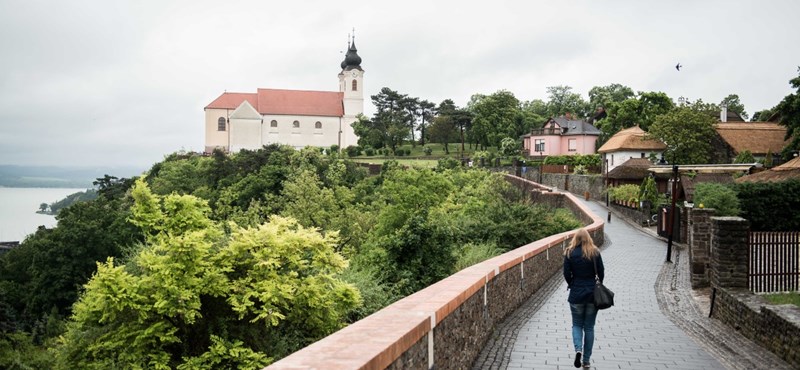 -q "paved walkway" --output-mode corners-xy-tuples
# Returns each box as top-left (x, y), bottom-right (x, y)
(473, 197), (792, 370)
